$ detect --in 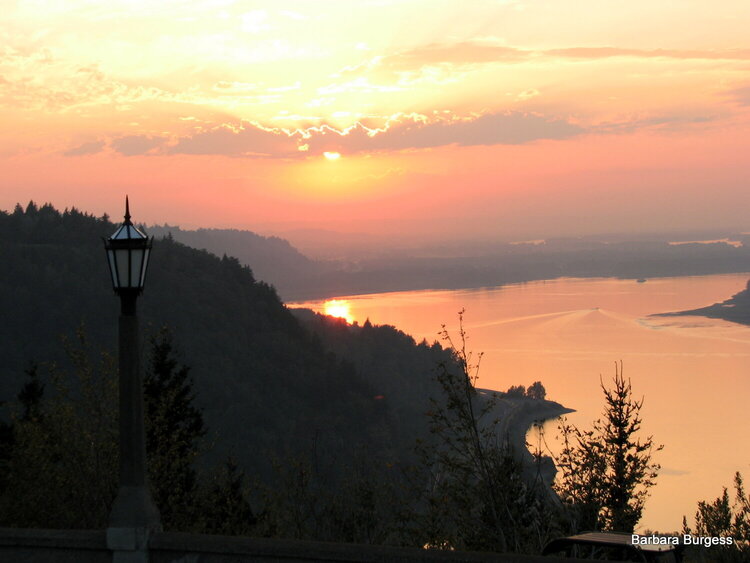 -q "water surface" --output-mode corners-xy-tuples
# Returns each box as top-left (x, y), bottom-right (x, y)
(291, 274), (750, 532)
